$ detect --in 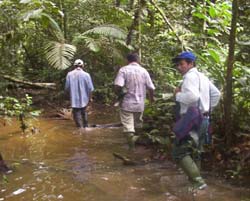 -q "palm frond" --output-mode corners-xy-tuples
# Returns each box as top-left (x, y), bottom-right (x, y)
(73, 34), (101, 52)
(83, 25), (127, 40)
(45, 41), (76, 70)
(115, 39), (134, 50)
